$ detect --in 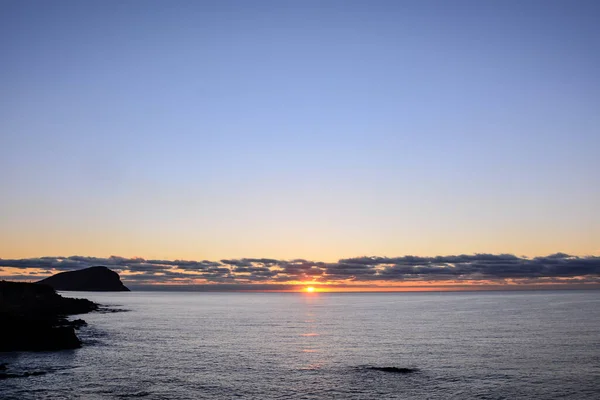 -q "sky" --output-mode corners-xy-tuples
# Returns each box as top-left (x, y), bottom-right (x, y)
(1, 1), (599, 289)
